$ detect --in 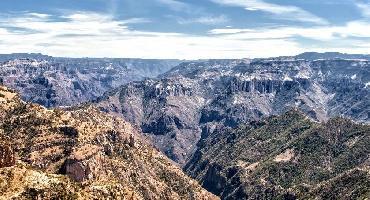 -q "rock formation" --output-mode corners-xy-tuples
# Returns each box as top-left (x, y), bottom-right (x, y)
(0, 143), (15, 168)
